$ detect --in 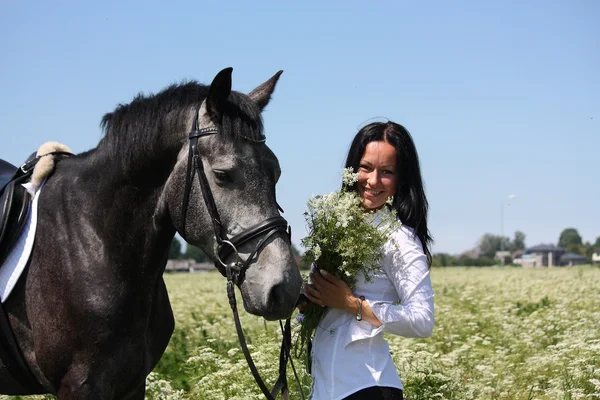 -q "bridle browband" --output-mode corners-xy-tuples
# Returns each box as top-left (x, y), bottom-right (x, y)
(180, 109), (304, 400)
